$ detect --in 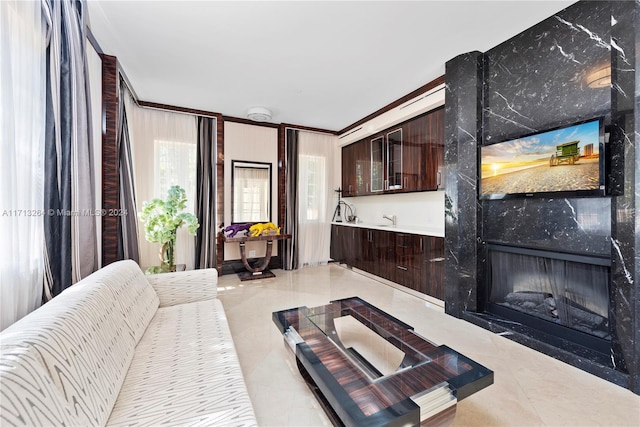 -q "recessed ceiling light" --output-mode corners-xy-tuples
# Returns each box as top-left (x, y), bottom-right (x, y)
(247, 107), (272, 122)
